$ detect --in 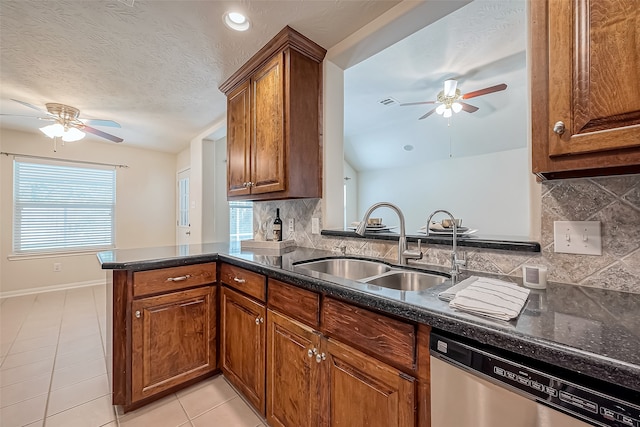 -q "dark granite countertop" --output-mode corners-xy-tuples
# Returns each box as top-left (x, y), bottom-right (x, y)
(98, 243), (640, 394)
(321, 229), (541, 252)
